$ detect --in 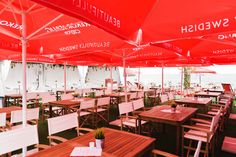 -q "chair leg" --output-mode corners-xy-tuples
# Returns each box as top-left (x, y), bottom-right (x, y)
(186, 139), (192, 157)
